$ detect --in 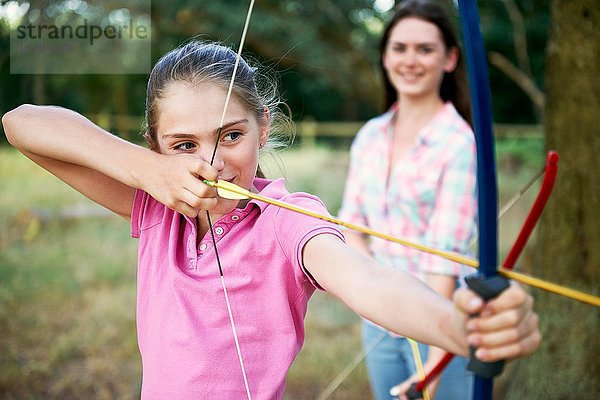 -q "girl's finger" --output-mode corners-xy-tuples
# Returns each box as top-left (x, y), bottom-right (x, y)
(172, 201), (201, 218)
(454, 287), (485, 315)
(474, 328), (542, 361)
(189, 157), (218, 182)
(483, 282), (532, 316)
(184, 190), (220, 213)
(184, 174), (217, 198)
(469, 310), (539, 348)
(468, 308), (523, 333)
